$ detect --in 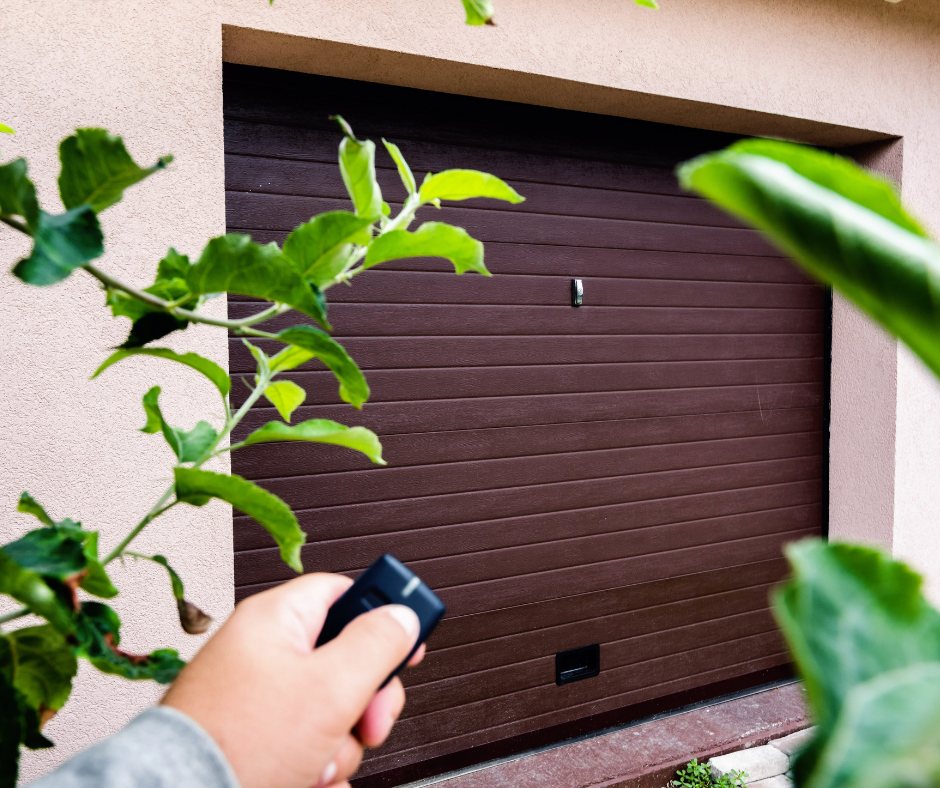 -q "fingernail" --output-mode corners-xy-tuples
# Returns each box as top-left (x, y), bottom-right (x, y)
(385, 605), (419, 639)
(316, 760), (337, 787)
